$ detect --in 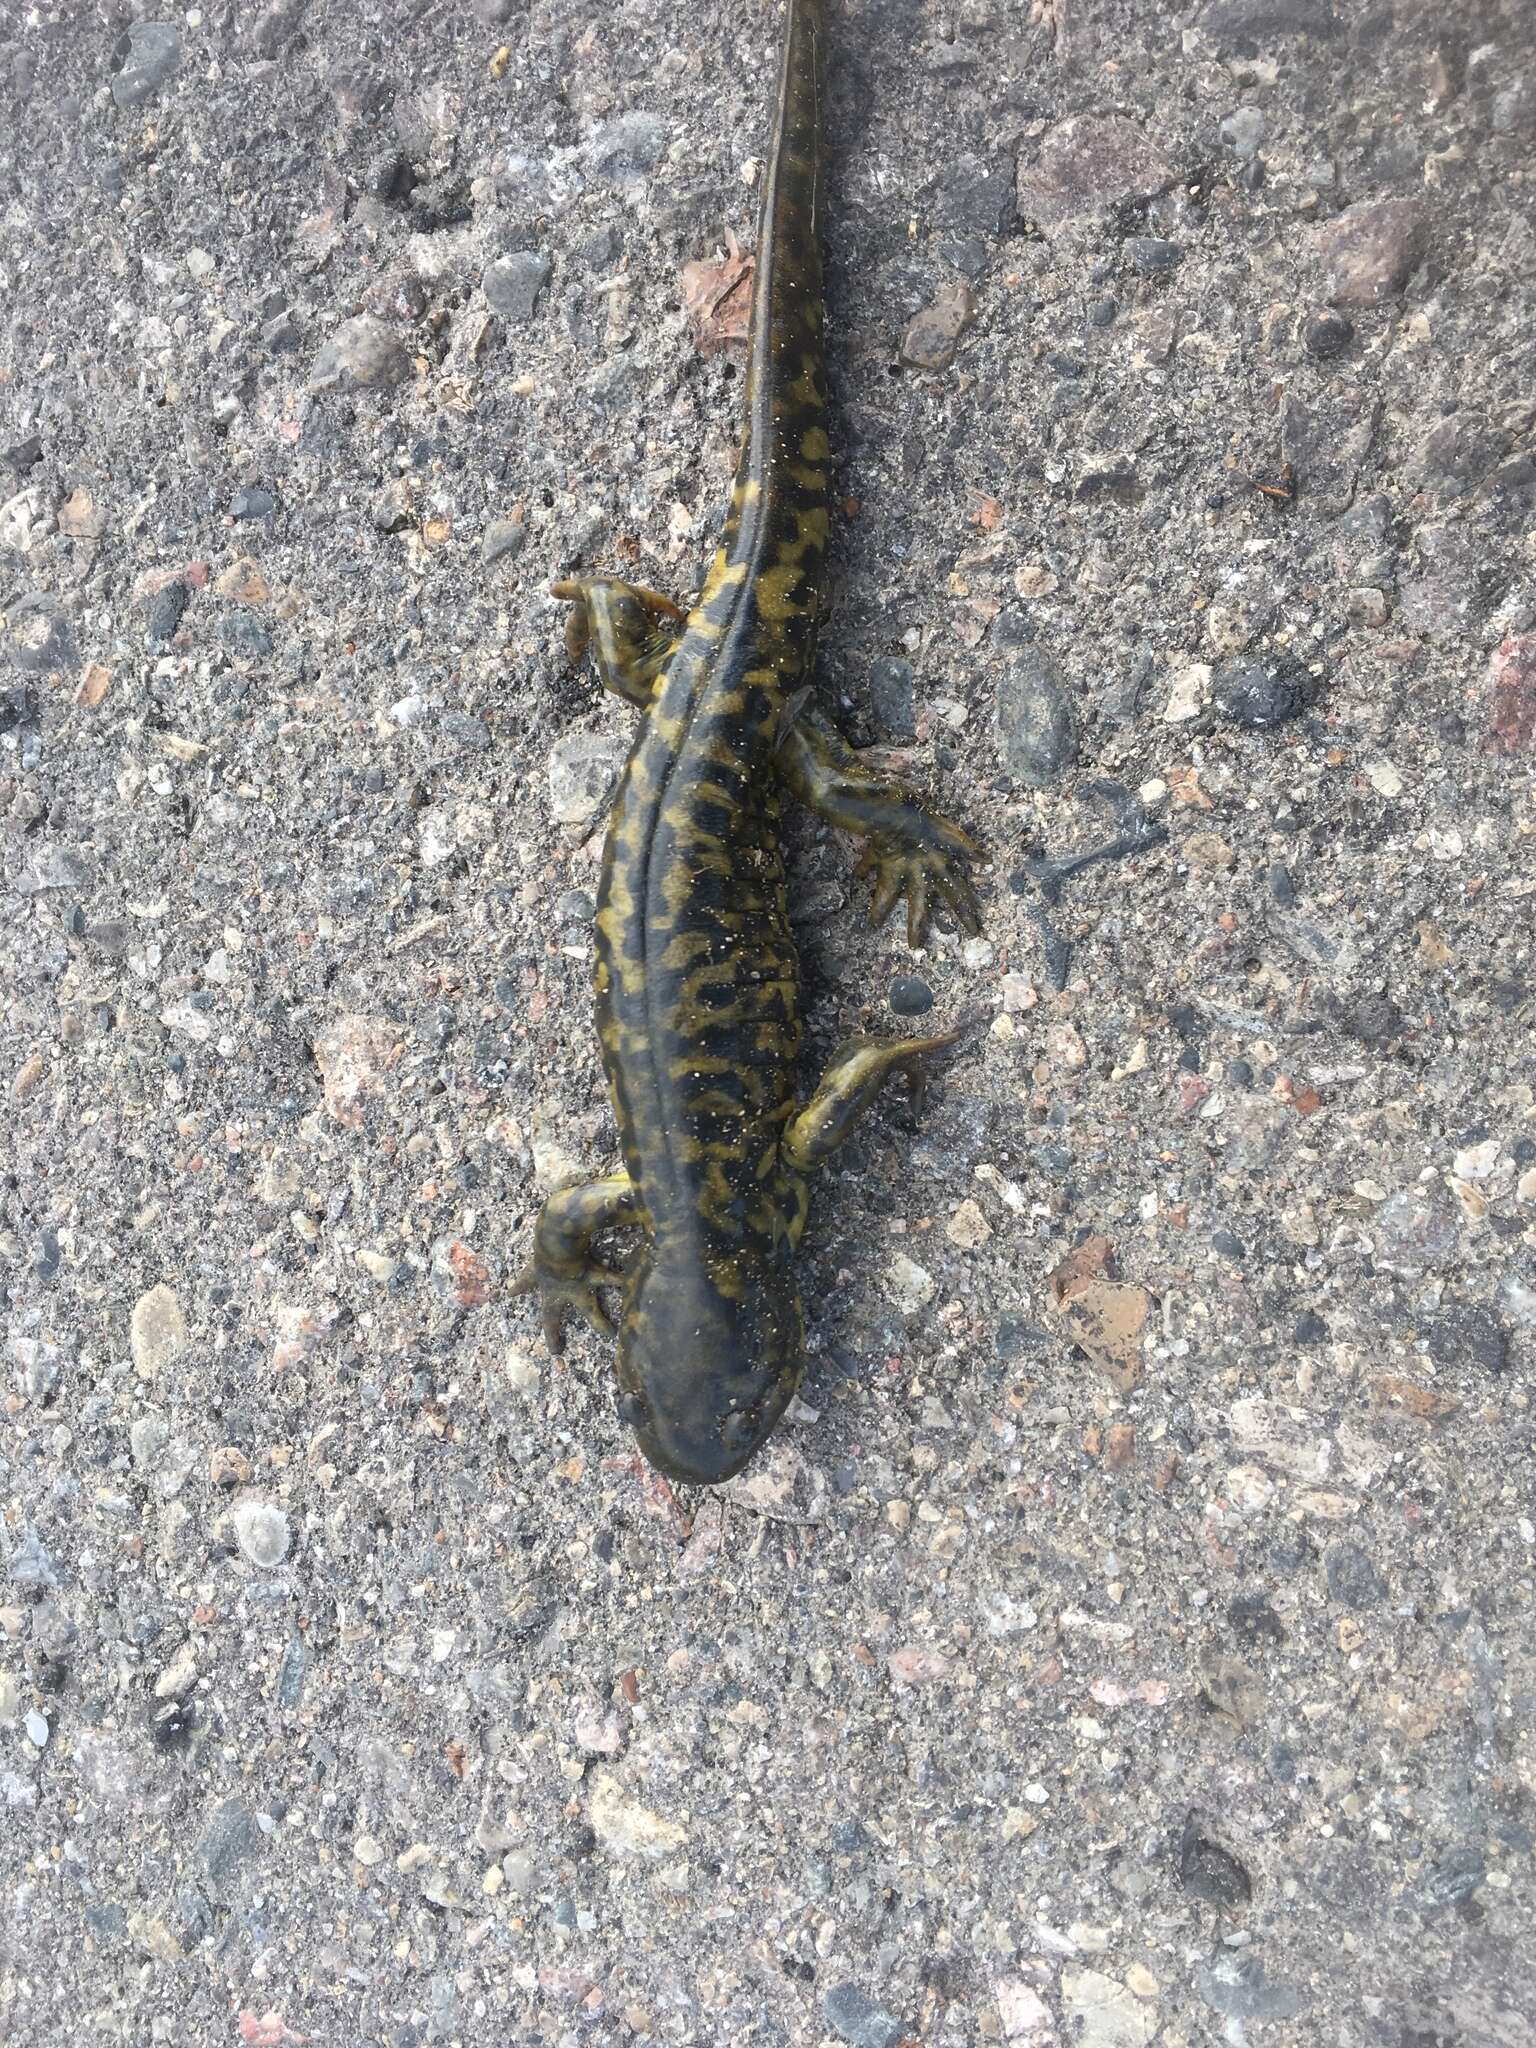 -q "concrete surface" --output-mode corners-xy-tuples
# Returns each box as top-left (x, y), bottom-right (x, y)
(2, 1), (1534, 2044)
